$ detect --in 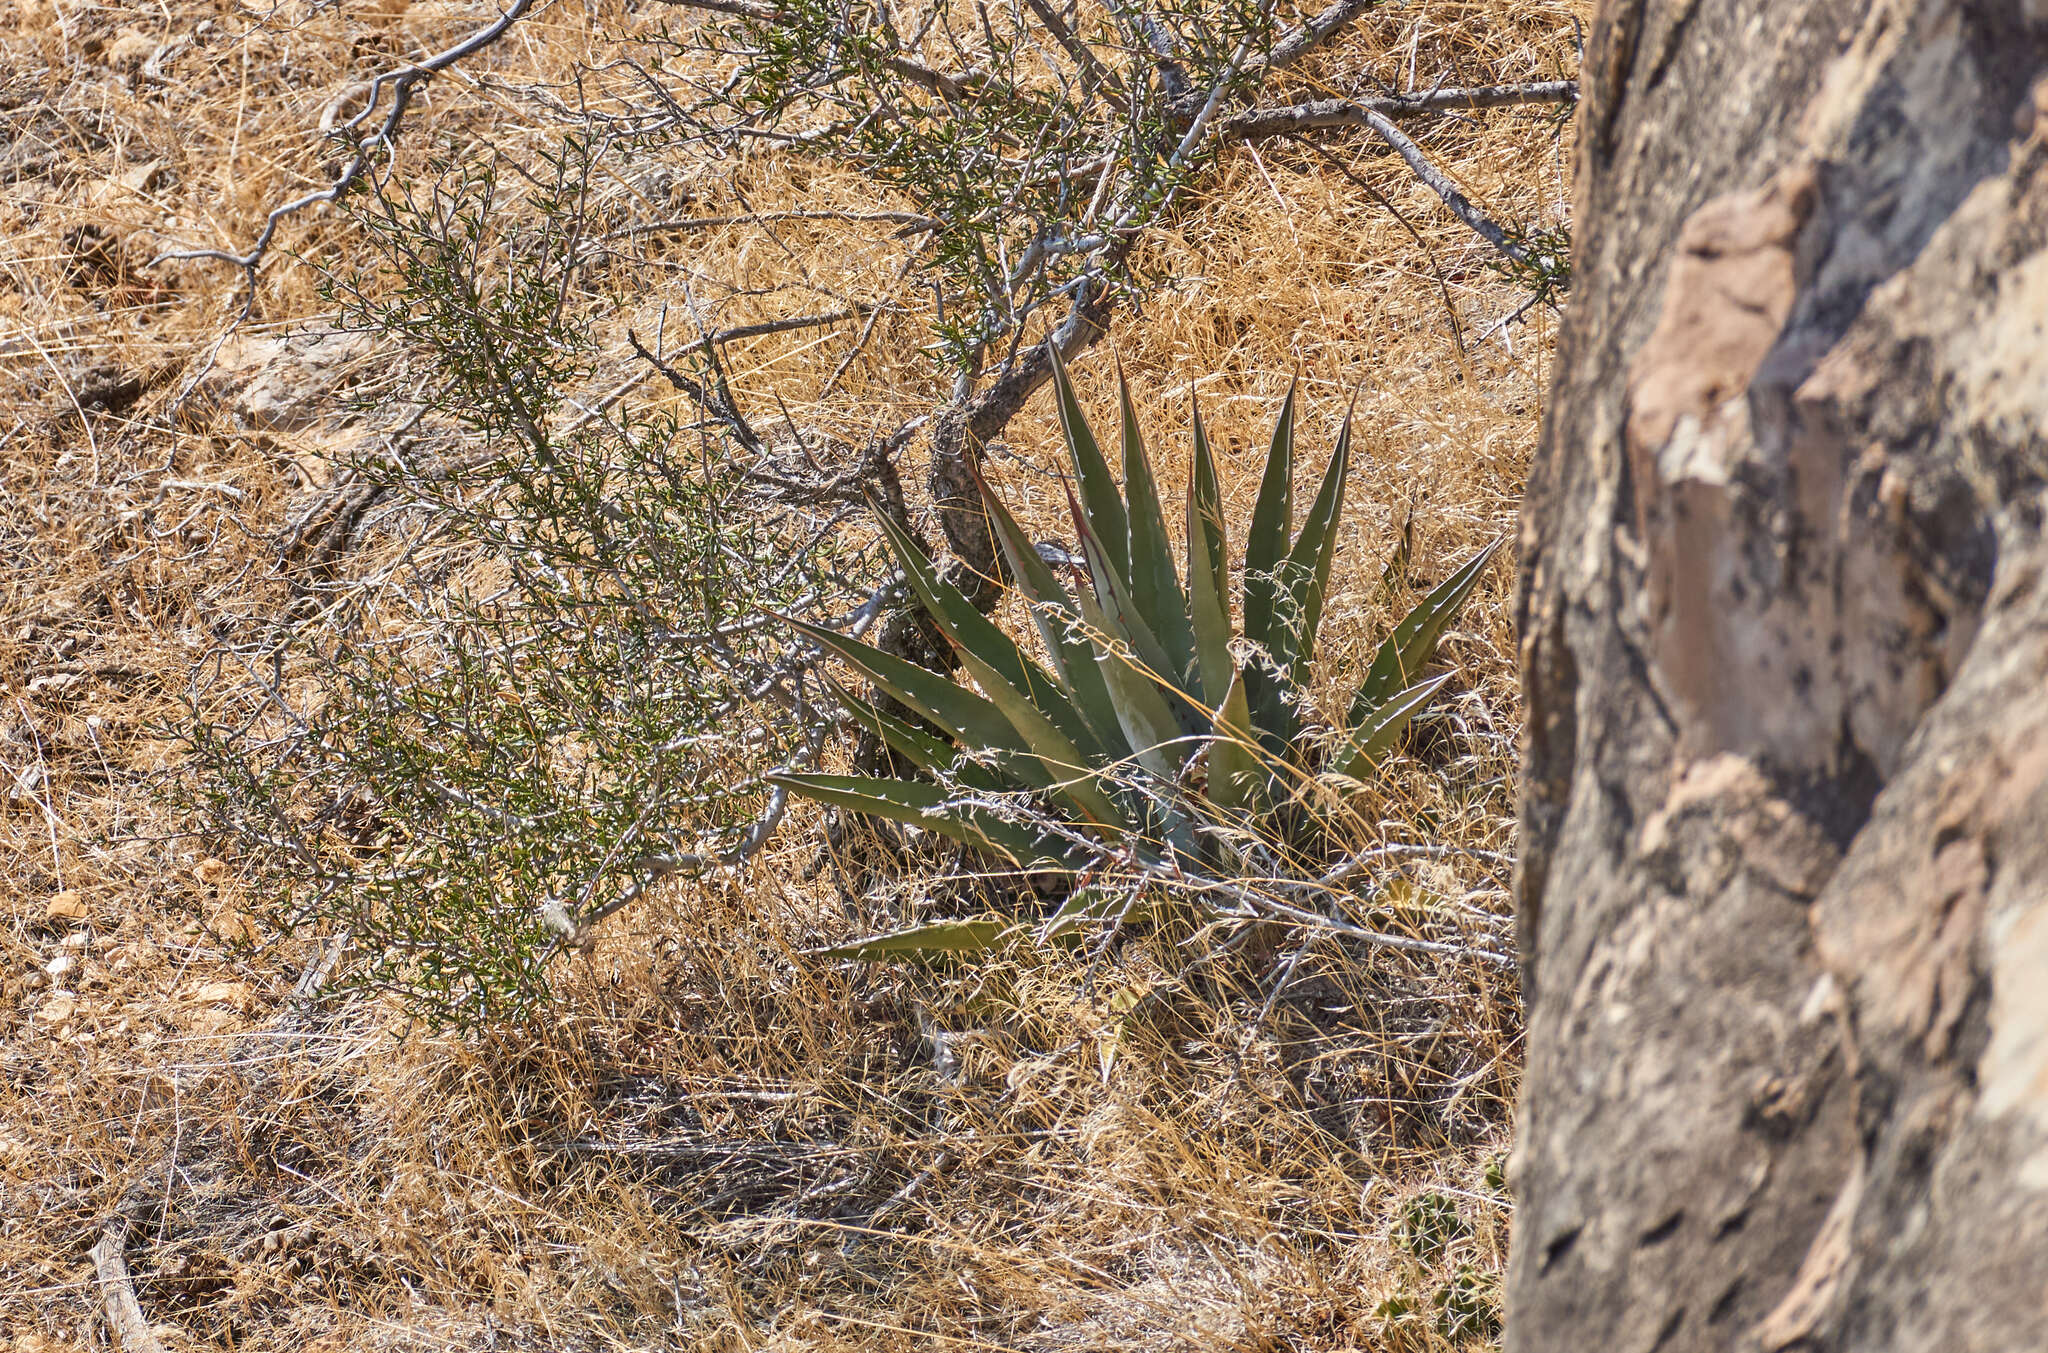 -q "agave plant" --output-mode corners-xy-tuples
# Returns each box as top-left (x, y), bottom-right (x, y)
(771, 356), (1500, 956)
